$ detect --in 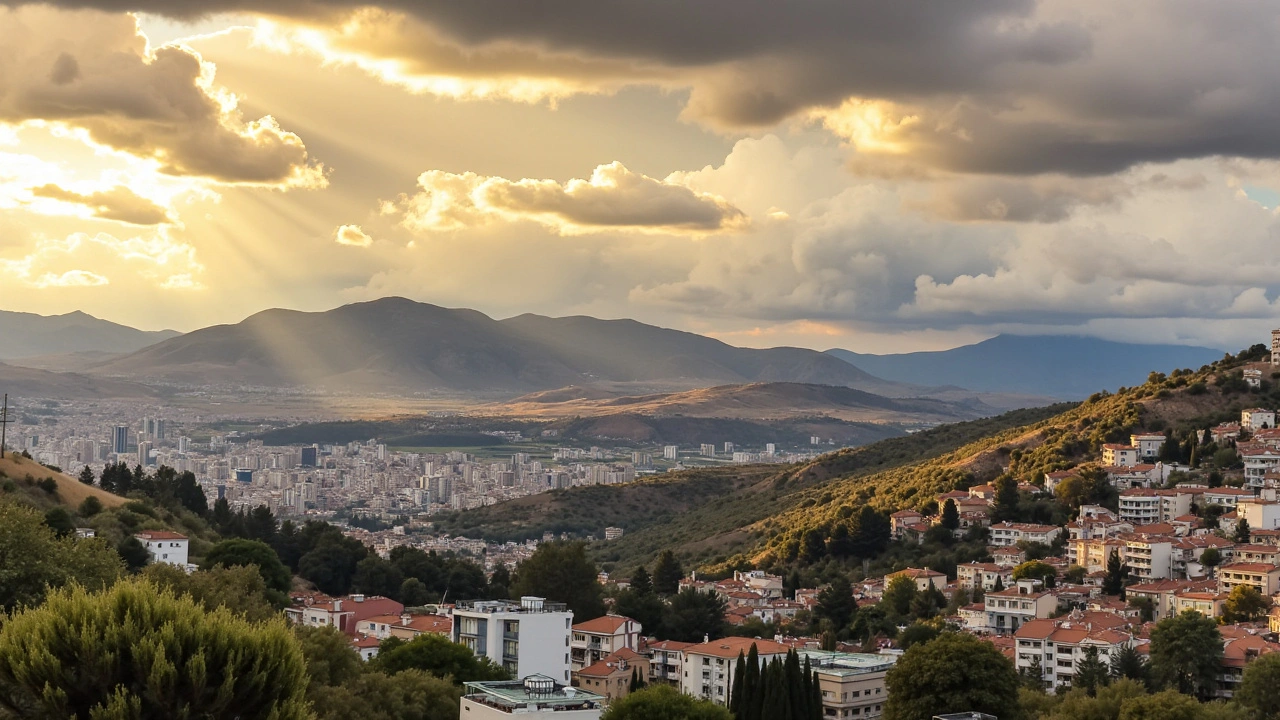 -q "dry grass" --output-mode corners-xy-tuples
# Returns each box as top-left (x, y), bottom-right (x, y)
(0, 455), (128, 508)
